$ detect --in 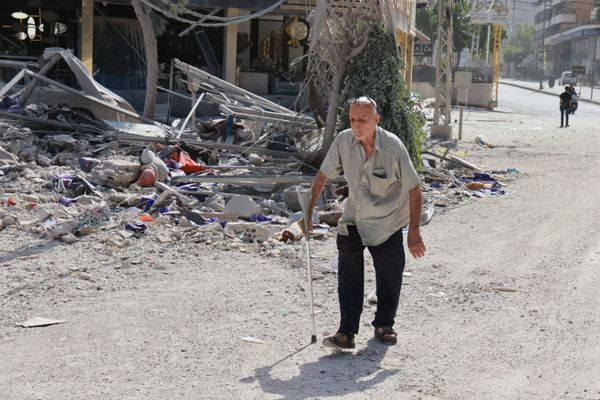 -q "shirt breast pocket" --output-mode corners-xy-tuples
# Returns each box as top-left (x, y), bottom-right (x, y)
(369, 175), (391, 197)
